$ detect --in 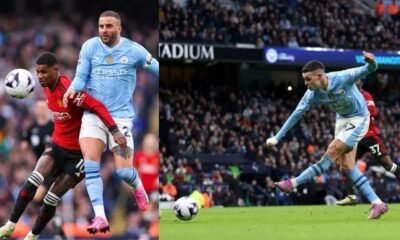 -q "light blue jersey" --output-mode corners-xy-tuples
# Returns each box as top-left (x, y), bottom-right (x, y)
(275, 62), (377, 141)
(71, 37), (159, 118)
